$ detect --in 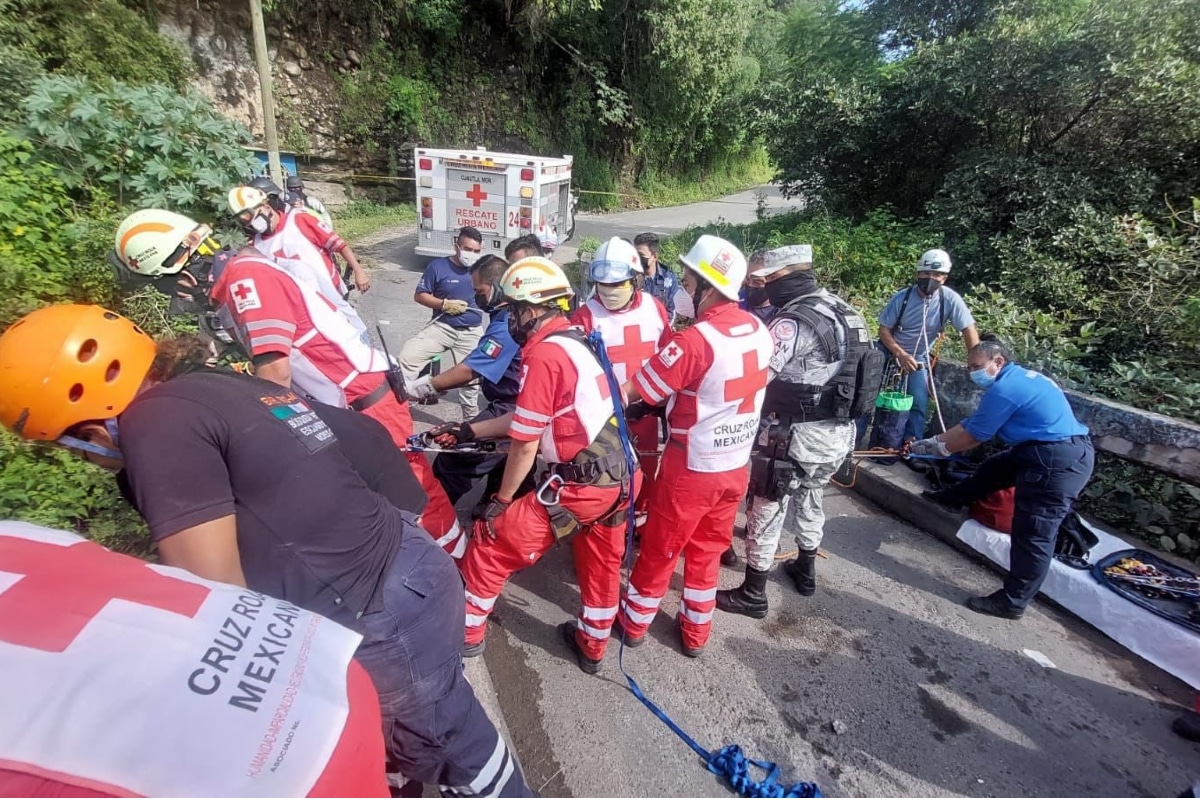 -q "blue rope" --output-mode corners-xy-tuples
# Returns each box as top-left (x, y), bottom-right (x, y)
(586, 330), (822, 800)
